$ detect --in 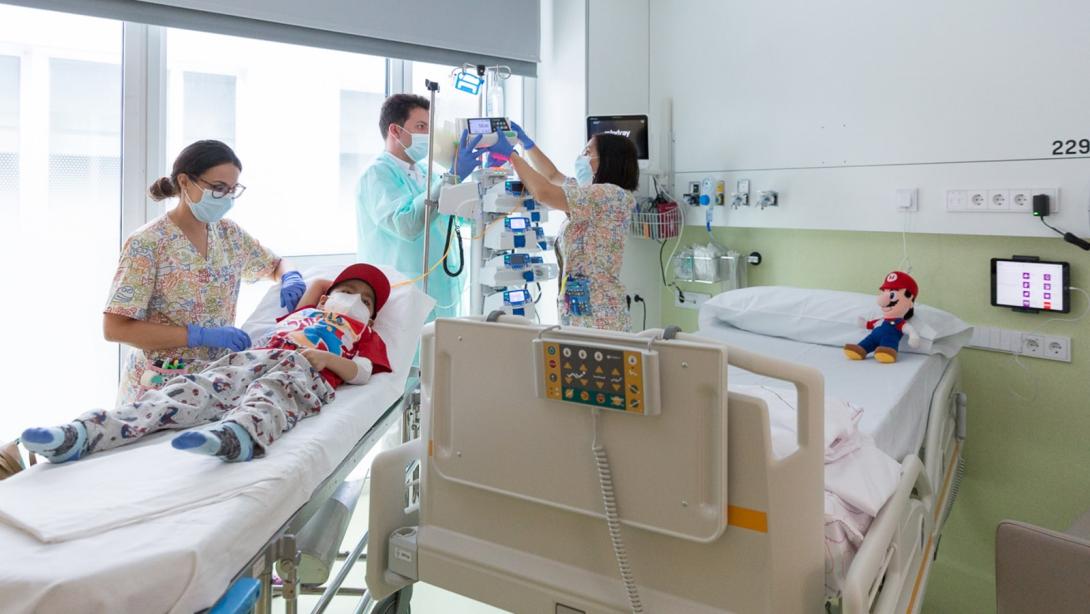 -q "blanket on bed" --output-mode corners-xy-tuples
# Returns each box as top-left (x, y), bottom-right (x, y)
(733, 384), (902, 595)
